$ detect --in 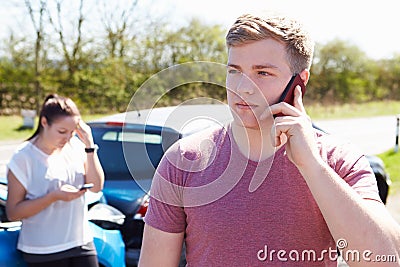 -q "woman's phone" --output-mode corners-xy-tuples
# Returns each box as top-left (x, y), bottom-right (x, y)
(79, 183), (94, 190)
(274, 74), (306, 117)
